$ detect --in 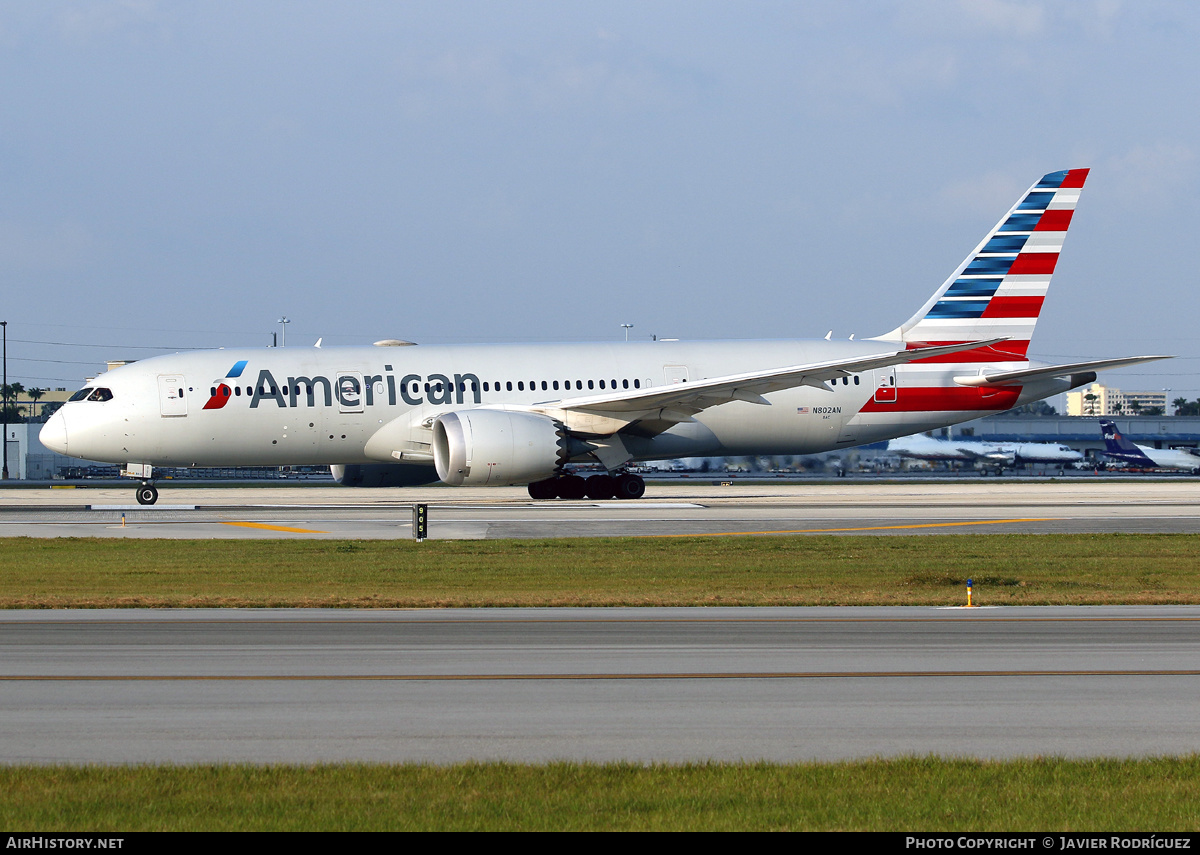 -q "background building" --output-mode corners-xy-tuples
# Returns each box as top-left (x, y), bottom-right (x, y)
(1065, 383), (1167, 417)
